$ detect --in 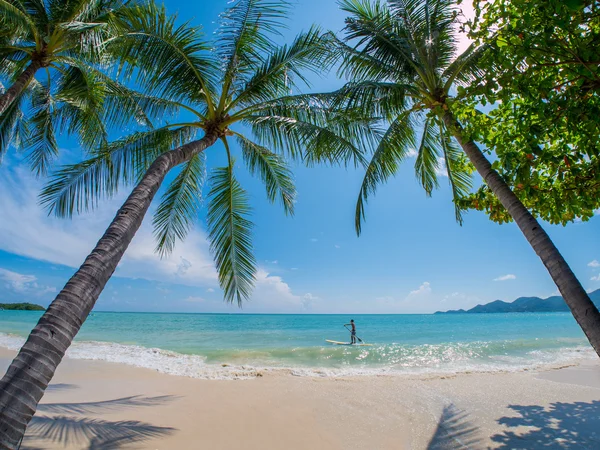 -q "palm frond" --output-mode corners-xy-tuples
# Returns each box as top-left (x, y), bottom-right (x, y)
(355, 110), (416, 235)
(339, 0), (422, 83)
(40, 125), (196, 217)
(414, 116), (441, 196)
(153, 152), (205, 257)
(245, 94), (379, 167)
(0, 0), (39, 40)
(439, 121), (472, 223)
(218, 0), (291, 99)
(110, 1), (217, 106)
(24, 81), (58, 176)
(442, 42), (488, 91)
(231, 26), (330, 109)
(207, 159), (256, 306)
(331, 80), (414, 119)
(236, 133), (295, 214)
(0, 86), (29, 157)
